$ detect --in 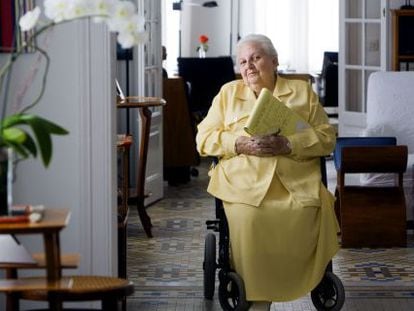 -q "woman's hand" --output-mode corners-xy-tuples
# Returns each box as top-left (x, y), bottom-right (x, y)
(235, 133), (291, 157)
